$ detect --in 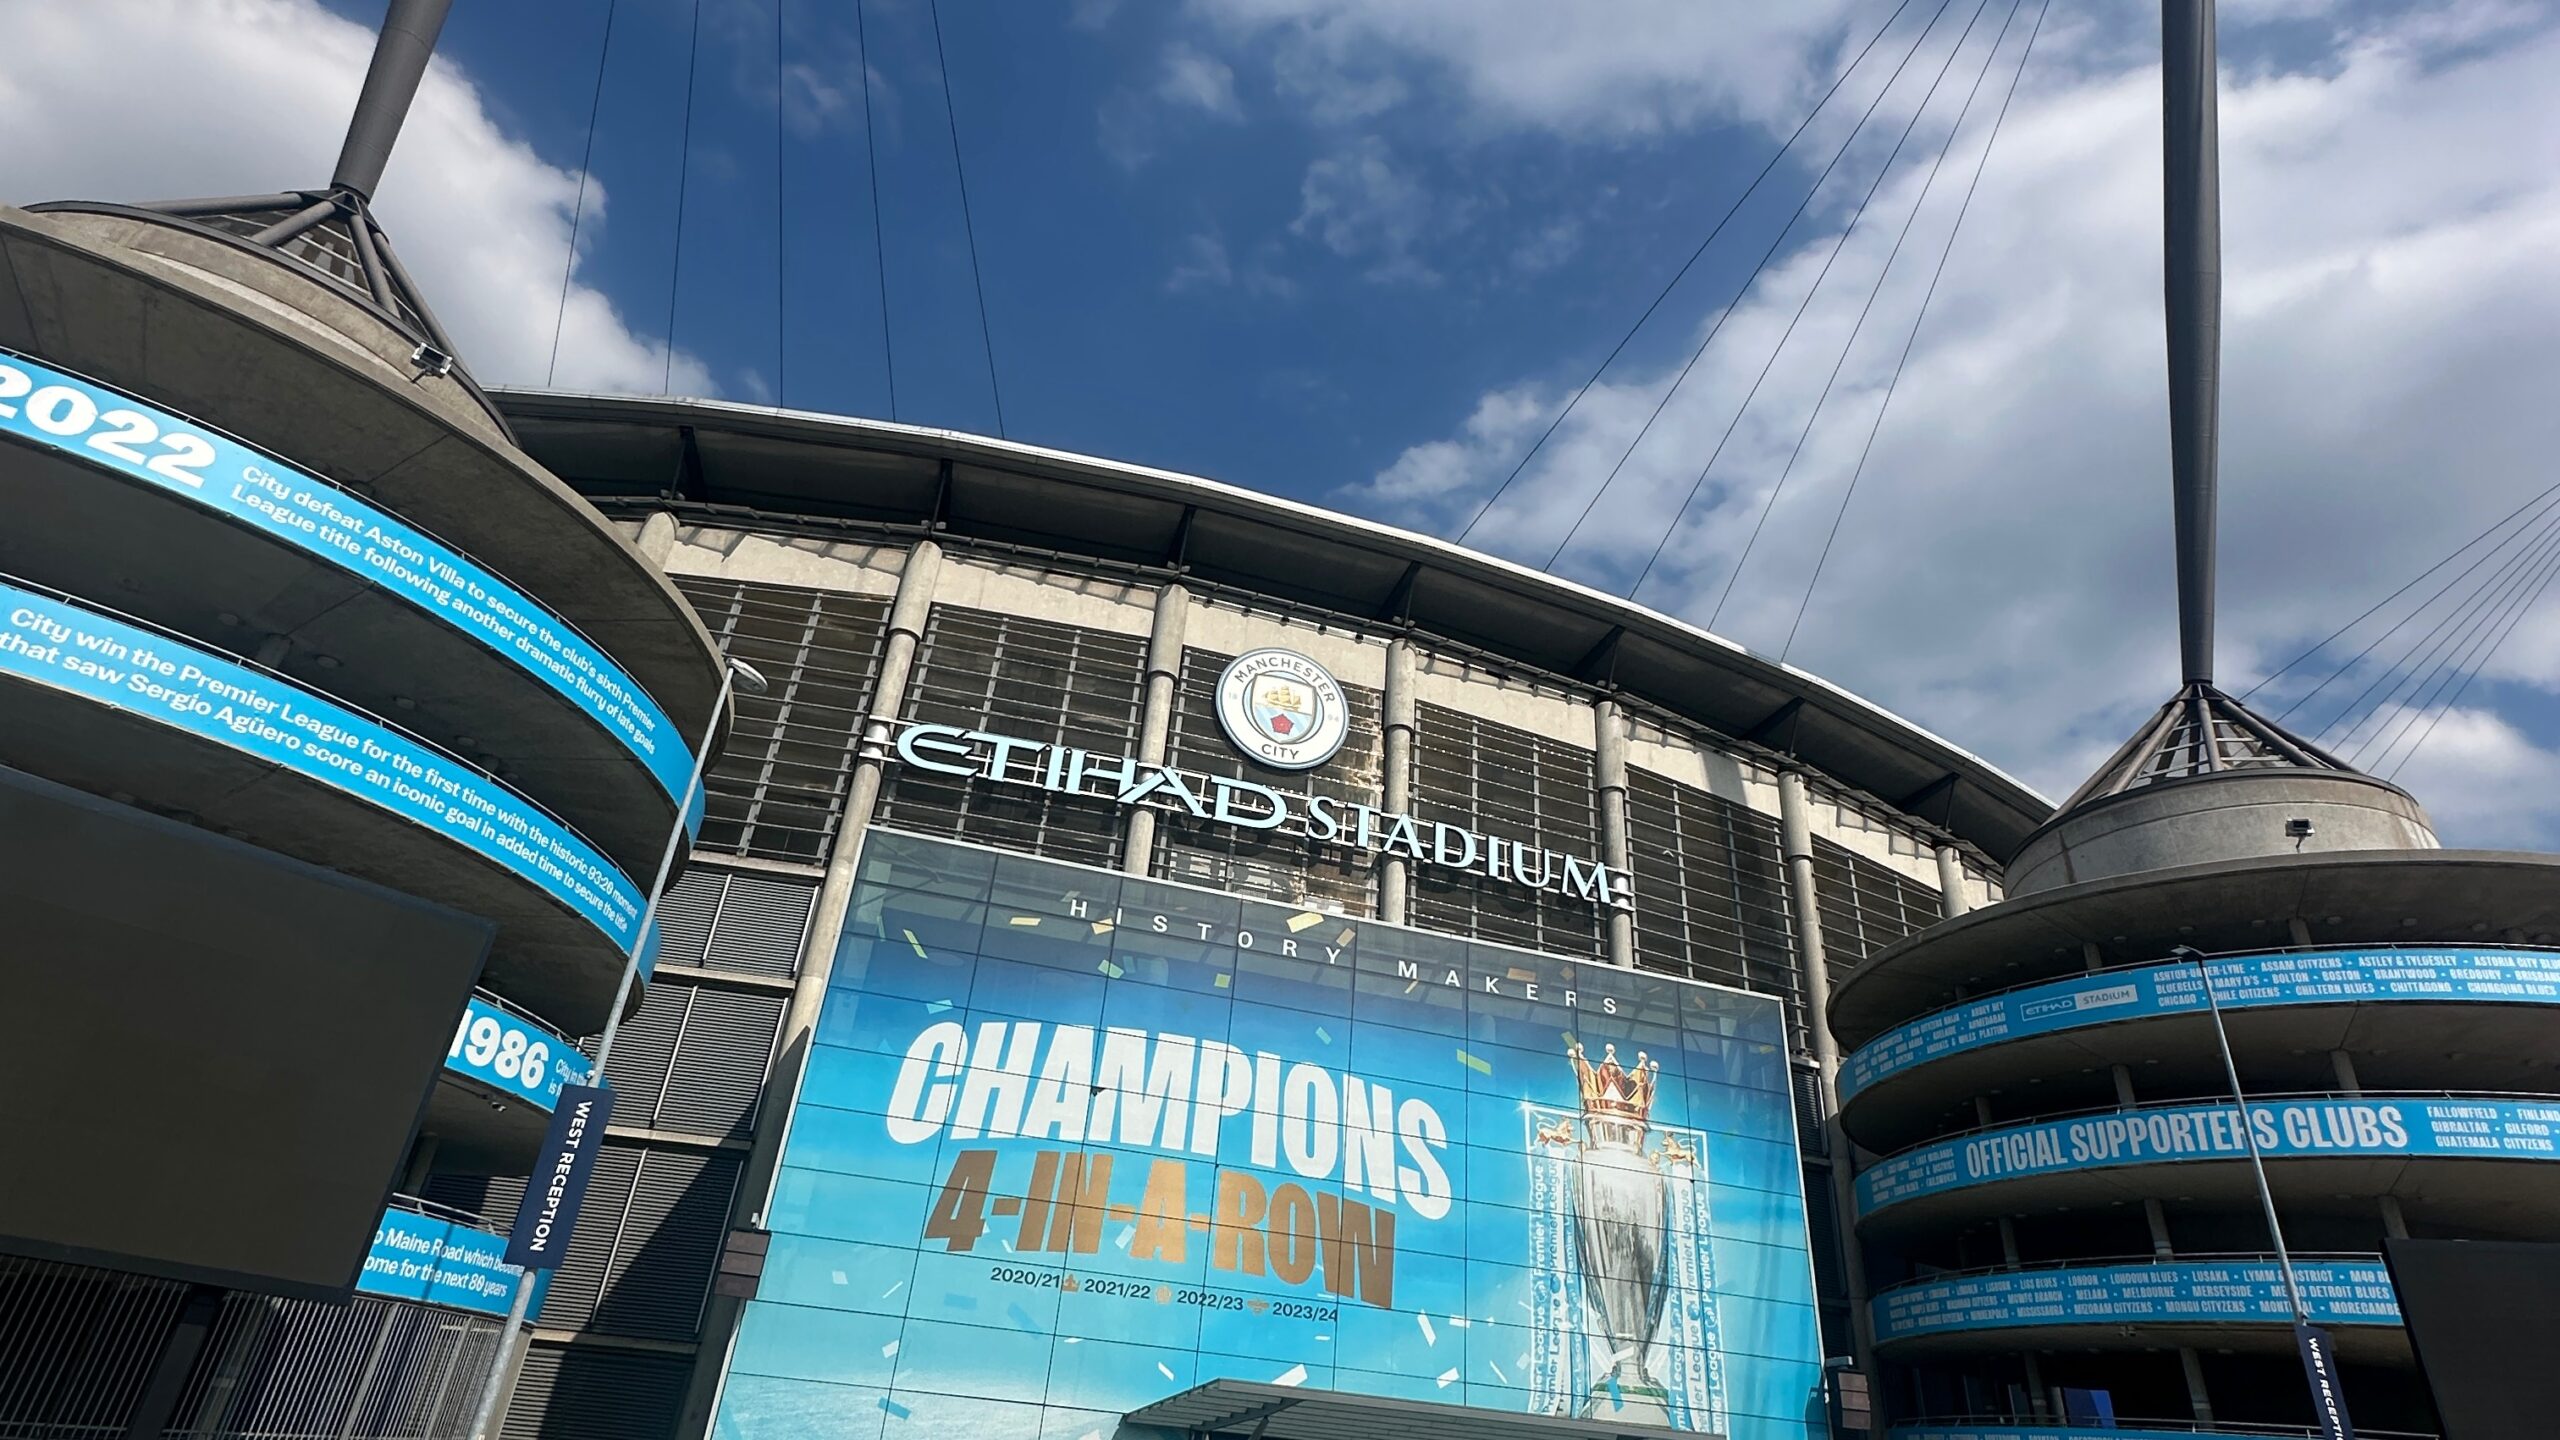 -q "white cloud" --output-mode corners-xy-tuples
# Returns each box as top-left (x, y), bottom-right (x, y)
(1158, 43), (1245, 120)
(2383, 707), (2560, 850)
(1335, 8), (2560, 844)
(1167, 231), (1236, 292)
(0, 0), (713, 397)
(1293, 137), (1441, 281)
(1191, 0), (1869, 140)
